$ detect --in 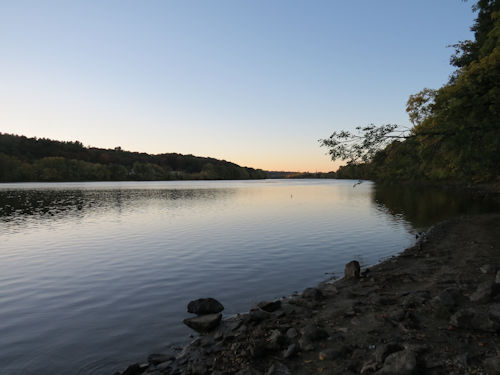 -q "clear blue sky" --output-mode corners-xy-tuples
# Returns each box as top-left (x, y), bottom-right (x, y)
(0, 0), (475, 172)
